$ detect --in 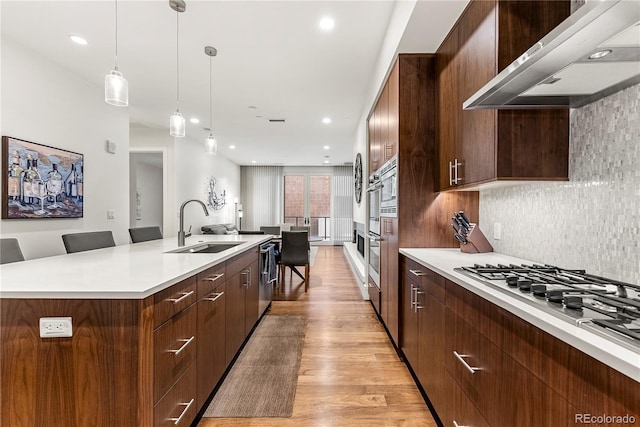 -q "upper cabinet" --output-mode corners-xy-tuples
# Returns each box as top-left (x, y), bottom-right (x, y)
(437, 0), (571, 191)
(368, 61), (399, 174)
